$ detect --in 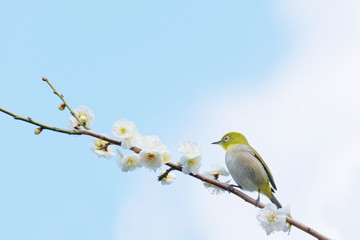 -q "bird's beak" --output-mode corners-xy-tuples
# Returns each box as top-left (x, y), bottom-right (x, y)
(211, 140), (222, 144)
